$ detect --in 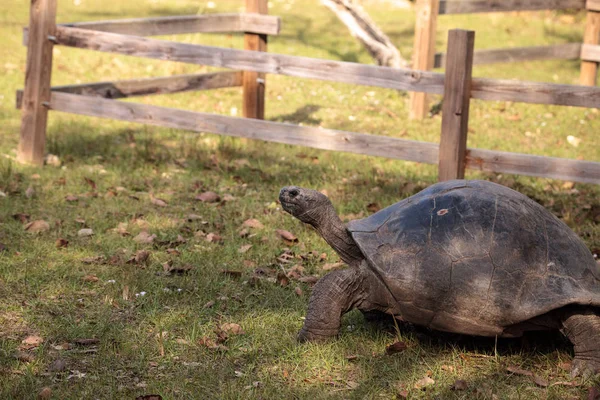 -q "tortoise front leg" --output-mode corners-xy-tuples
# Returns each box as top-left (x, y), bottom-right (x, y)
(298, 268), (367, 342)
(561, 309), (600, 377)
